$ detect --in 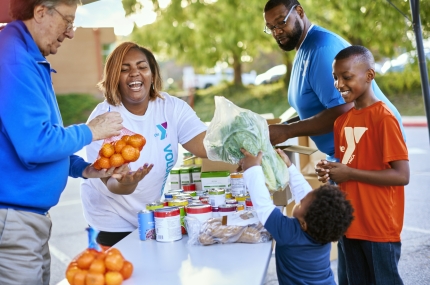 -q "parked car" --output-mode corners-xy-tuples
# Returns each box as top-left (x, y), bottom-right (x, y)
(380, 49), (430, 74)
(183, 67), (257, 89)
(255, 64), (287, 85)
